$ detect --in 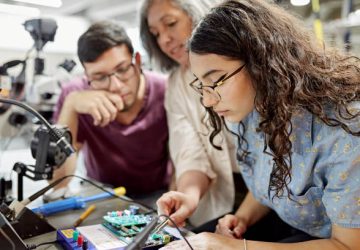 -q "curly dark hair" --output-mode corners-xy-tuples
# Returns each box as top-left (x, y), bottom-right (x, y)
(189, 0), (360, 199)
